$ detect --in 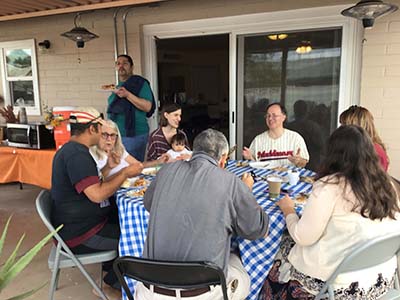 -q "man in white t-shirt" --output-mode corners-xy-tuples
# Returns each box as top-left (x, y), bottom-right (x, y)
(242, 103), (309, 167)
